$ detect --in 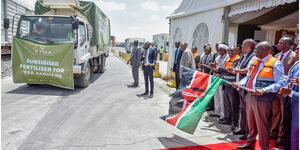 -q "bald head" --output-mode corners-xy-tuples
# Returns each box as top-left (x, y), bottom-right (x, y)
(278, 37), (293, 52)
(255, 41), (272, 59)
